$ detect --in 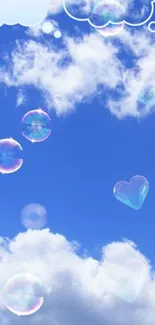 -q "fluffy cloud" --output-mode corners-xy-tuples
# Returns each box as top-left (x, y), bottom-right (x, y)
(0, 229), (154, 325)
(0, 24), (155, 118)
(0, 33), (124, 116)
